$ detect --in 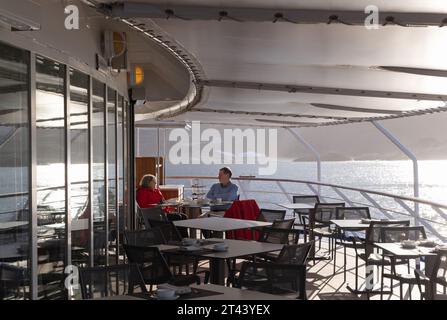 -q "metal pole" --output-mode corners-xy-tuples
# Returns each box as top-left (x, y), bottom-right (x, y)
(157, 127), (160, 183)
(286, 128), (321, 196)
(372, 121), (420, 225)
(29, 52), (38, 300)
